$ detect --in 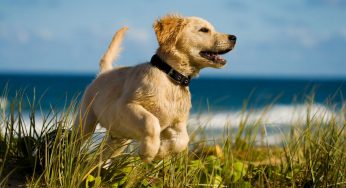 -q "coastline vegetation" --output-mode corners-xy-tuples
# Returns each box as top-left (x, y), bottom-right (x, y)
(0, 91), (345, 187)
